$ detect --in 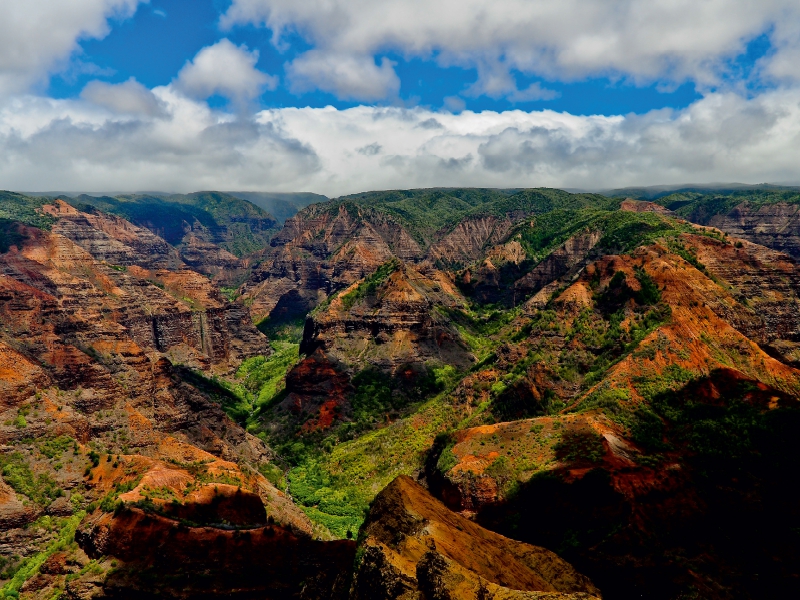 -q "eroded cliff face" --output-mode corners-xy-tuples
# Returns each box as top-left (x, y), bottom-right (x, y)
(426, 234), (800, 599)
(63, 448), (343, 599)
(61, 192), (281, 286)
(685, 234), (800, 365)
(514, 231), (603, 298)
(240, 204), (424, 324)
(9, 205), (268, 372)
(304, 263), (473, 372)
(701, 202), (800, 258)
(6, 188), (800, 600)
(426, 215), (513, 267)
